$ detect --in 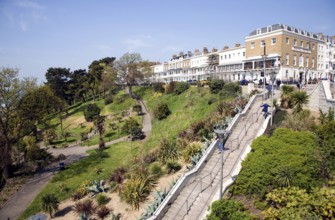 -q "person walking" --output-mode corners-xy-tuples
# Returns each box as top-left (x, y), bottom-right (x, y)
(260, 103), (271, 119)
